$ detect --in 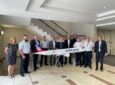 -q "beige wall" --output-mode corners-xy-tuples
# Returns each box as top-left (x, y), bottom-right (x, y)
(2, 27), (42, 57)
(97, 29), (115, 55)
(0, 27), (4, 58)
(71, 23), (97, 41)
